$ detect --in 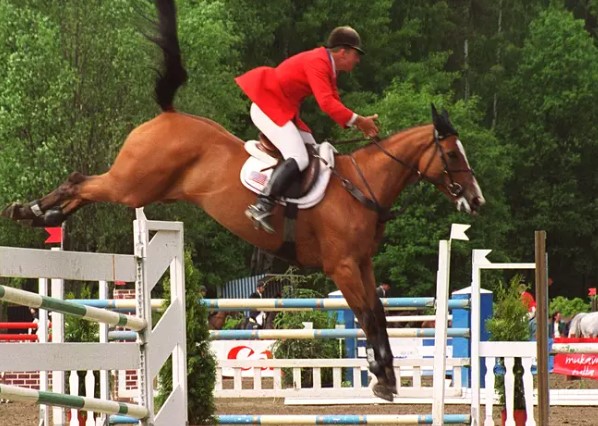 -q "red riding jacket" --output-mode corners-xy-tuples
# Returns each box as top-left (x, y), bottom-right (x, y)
(235, 47), (354, 133)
